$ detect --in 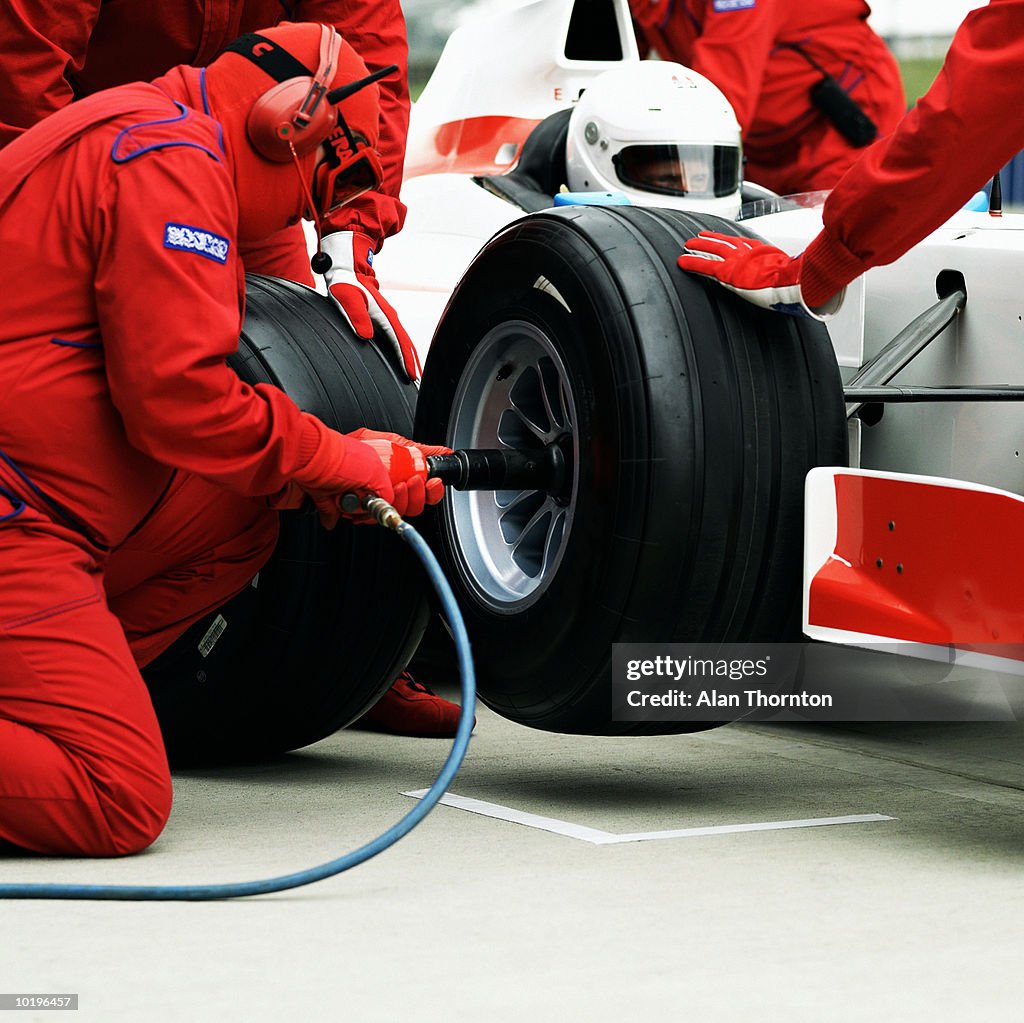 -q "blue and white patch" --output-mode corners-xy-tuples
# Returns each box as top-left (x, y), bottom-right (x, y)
(770, 302), (813, 319)
(713, 0), (755, 10)
(163, 222), (230, 264)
